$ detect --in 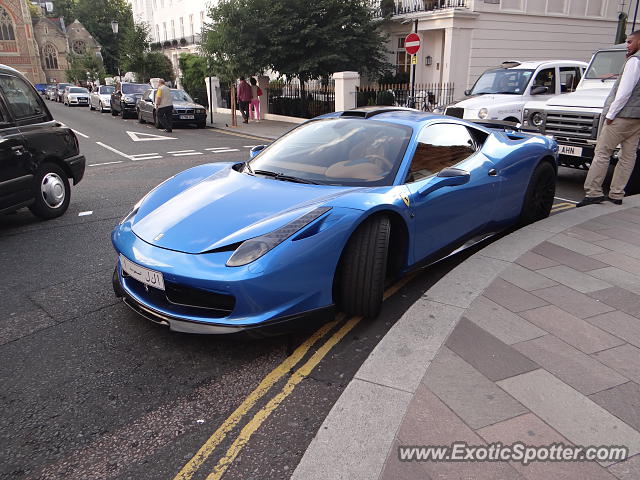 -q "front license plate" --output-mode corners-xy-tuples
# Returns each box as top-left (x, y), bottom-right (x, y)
(180, 114), (195, 119)
(559, 144), (583, 157)
(120, 255), (165, 291)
